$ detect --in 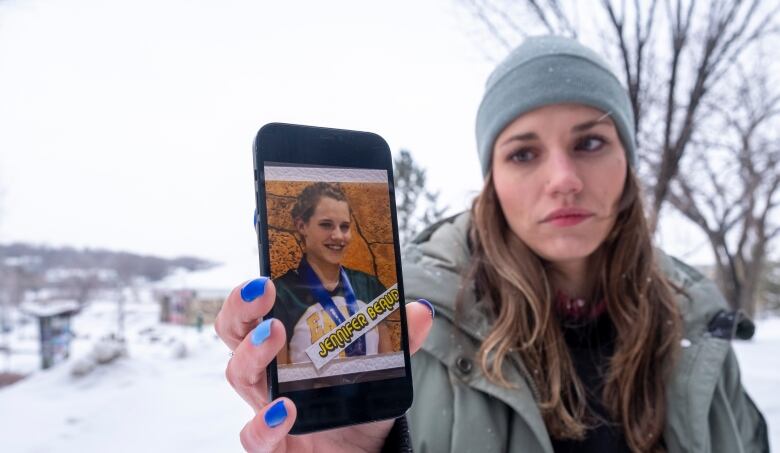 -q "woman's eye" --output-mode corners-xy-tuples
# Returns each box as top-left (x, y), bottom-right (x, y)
(340, 224), (350, 233)
(509, 149), (536, 162)
(576, 135), (607, 152)
(319, 221), (333, 229)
